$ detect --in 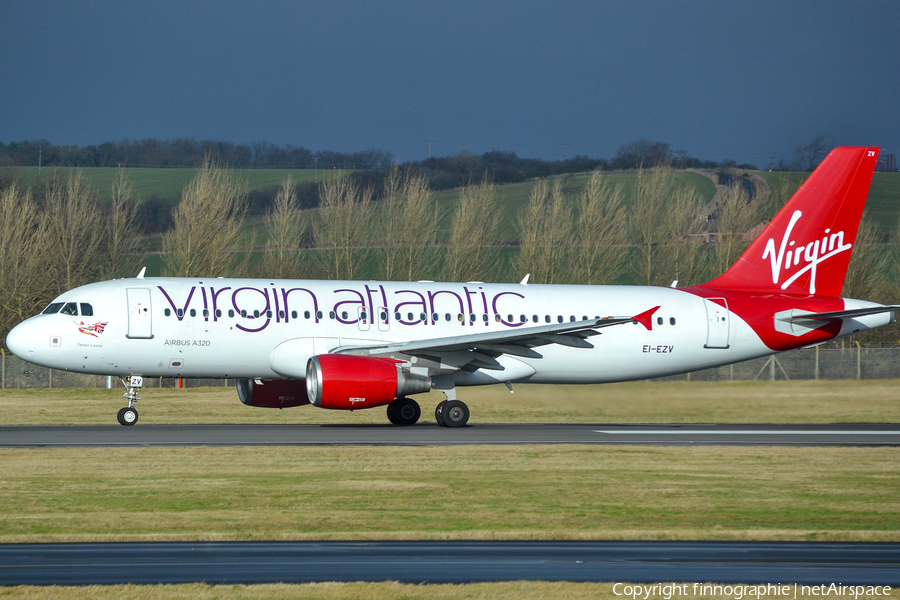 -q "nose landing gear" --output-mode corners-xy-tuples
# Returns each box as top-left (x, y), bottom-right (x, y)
(117, 375), (143, 426)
